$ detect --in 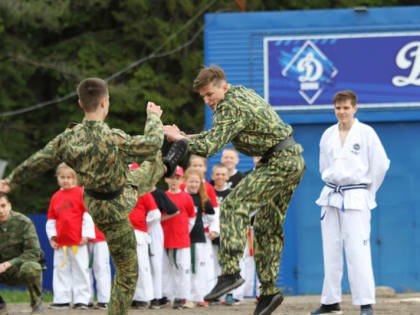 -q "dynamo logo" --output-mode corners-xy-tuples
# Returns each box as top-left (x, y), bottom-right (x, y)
(280, 40), (338, 104)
